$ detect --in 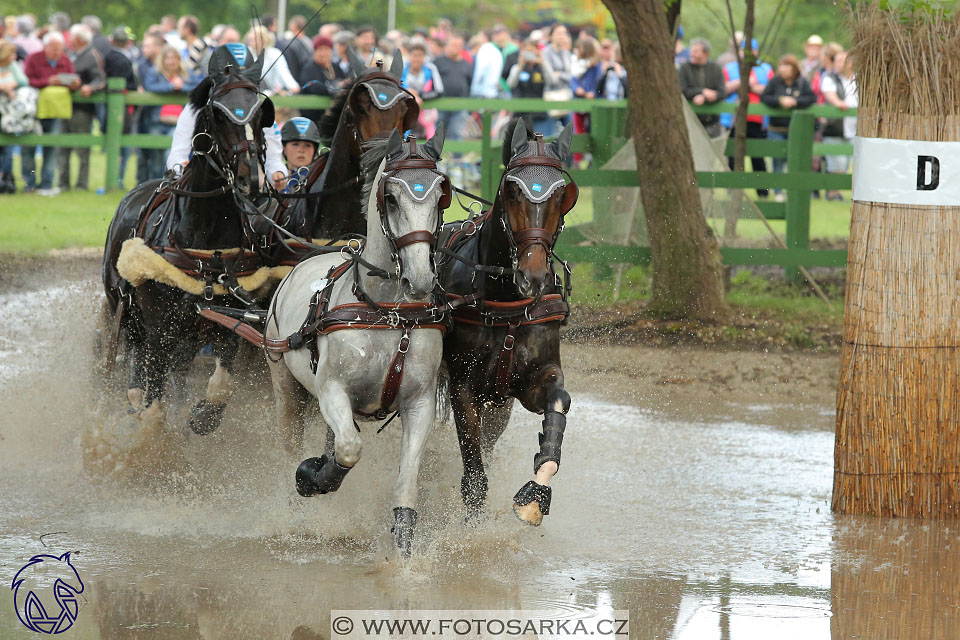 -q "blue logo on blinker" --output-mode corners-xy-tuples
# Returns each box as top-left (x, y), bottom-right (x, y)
(235, 108), (245, 118)
(378, 92), (388, 102)
(532, 183), (543, 192)
(11, 552), (85, 634)
(413, 184), (424, 192)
